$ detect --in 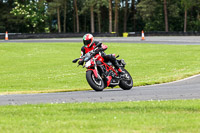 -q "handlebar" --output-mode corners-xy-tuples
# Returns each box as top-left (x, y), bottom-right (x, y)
(72, 58), (80, 63)
(84, 50), (96, 62)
